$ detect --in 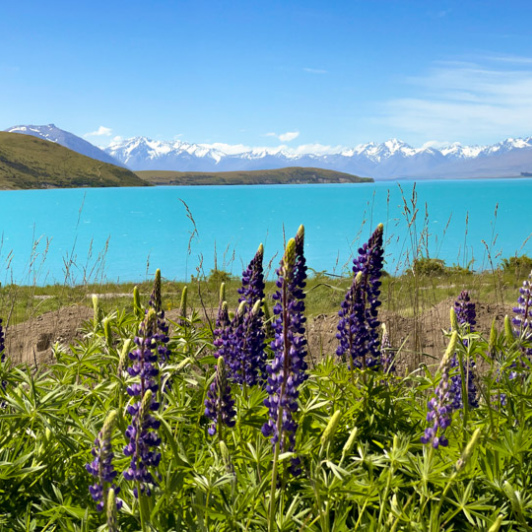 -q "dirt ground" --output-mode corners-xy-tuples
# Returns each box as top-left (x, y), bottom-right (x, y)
(3, 299), (514, 372)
